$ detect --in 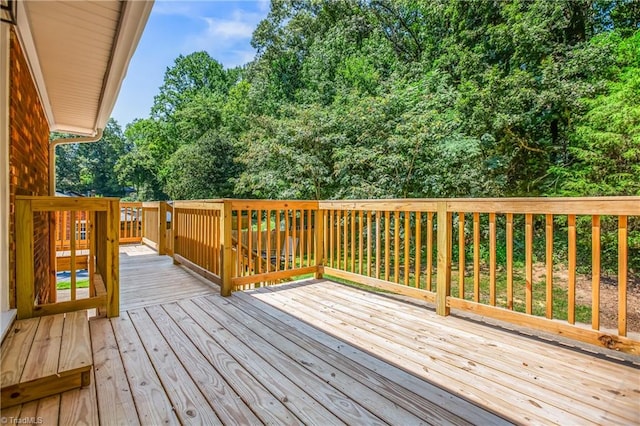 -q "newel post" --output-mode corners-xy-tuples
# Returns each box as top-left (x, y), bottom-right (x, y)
(220, 200), (233, 296)
(158, 202), (167, 256)
(106, 199), (120, 317)
(436, 201), (452, 316)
